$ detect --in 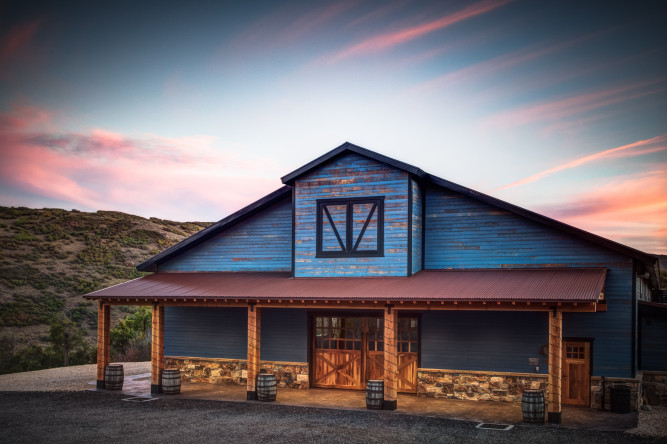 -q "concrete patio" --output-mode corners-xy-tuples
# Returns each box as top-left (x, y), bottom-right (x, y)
(91, 372), (638, 432)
